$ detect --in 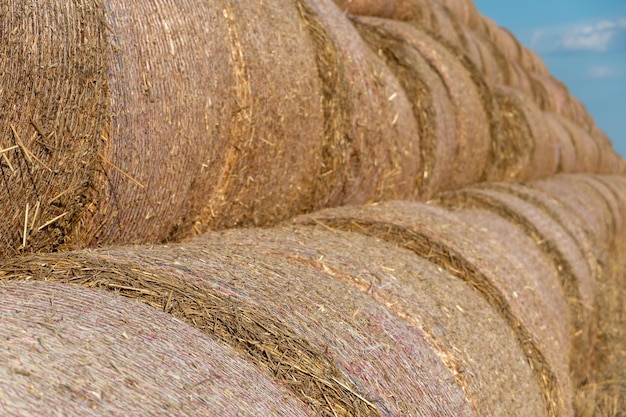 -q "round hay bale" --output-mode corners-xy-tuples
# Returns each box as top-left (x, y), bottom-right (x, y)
(508, 62), (535, 97)
(196, 224), (549, 417)
(456, 26), (504, 85)
(1, 248), (475, 417)
(489, 24), (523, 65)
(551, 114), (601, 173)
(353, 19), (490, 192)
(528, 73), (559, 112)
(480, 181), (603, 278)
(0, 0), (110, 255)
(352, 17), (467, 198)
(436, 186), (595, 316)
(571, 175), (623, 237)
(531, 74), (569, 115)
(519, 46), (550, 76)
(486, 85), (558, 182)
(591, 126), (622, 175)
(297, 0), (422, 206)
(390, 0), (436, 34)
(530, 176), (614, 245)
(592, 175), (626, 231)
(0, 280), (311, 417)
(544, 112), (578, 173)
(438, 0), (482, 32)
(332, 0), (397, 17)
(563, 96), (594, 132)
(294, 201), (575, 417)
(479, 15), (549, 76)
(392, 0), (467, 48)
